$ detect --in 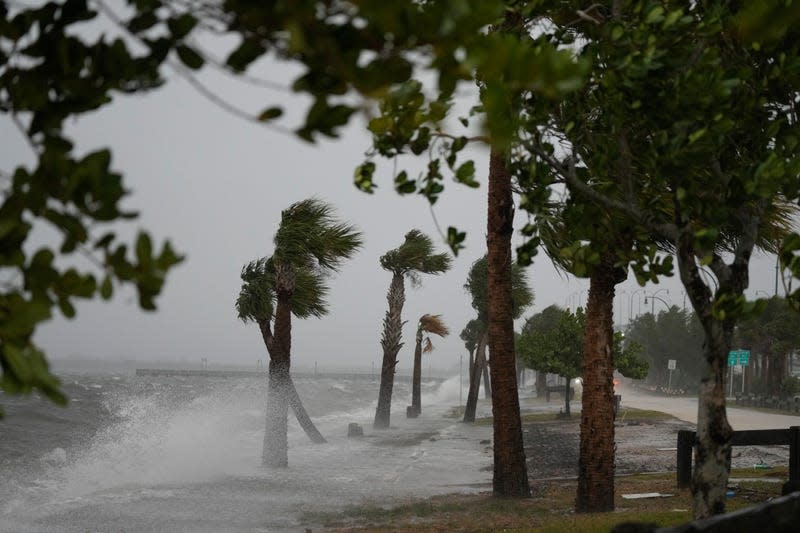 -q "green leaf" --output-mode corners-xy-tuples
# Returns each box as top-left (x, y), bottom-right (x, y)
(394, 171), (416, 194)
(167, 13), (198, 40)
(662, 9), (684, 29)
(368, 116), (393, 134)
(645, 6), (665, 24)
(58, 298), (76, 319)
(136, 232), (153, 266)
(176, 45), (204, 70)
(100, 276), (113, 300)
(258, 107), (283, 121)
(446, 226), (466, 255)
(128, 12), (159, 33)
(226, 39), (266, 72)
(688, 128), (707, 144)
(354, 161), (376, 193)
(455, 161), (478, 187)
